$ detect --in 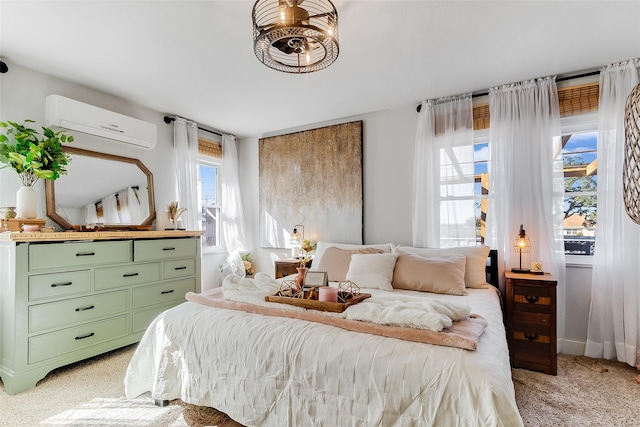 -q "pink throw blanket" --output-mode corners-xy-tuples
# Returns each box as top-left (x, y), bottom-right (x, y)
(185, 288), (487, 350)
